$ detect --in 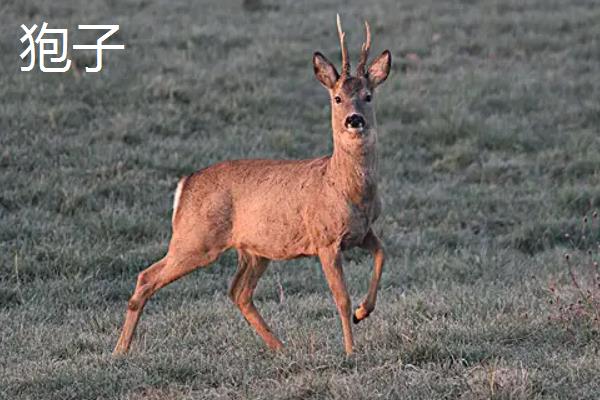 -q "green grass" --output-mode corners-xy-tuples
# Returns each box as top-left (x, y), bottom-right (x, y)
(2, 0), (600, 398)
